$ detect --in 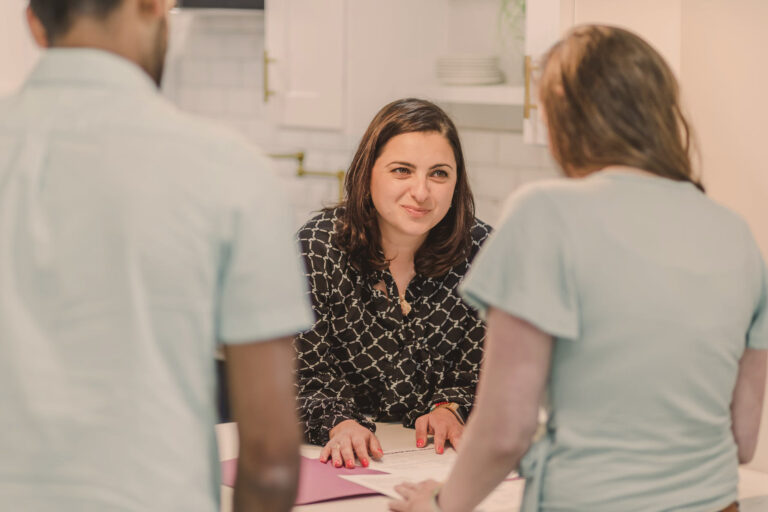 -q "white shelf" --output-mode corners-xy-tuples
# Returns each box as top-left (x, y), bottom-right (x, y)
(431, 84), (525, 106)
